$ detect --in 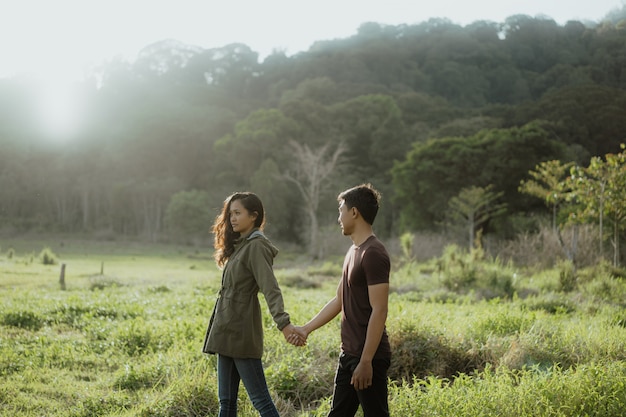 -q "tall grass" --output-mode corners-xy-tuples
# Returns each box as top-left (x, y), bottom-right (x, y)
(1, 238), (626, 416)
